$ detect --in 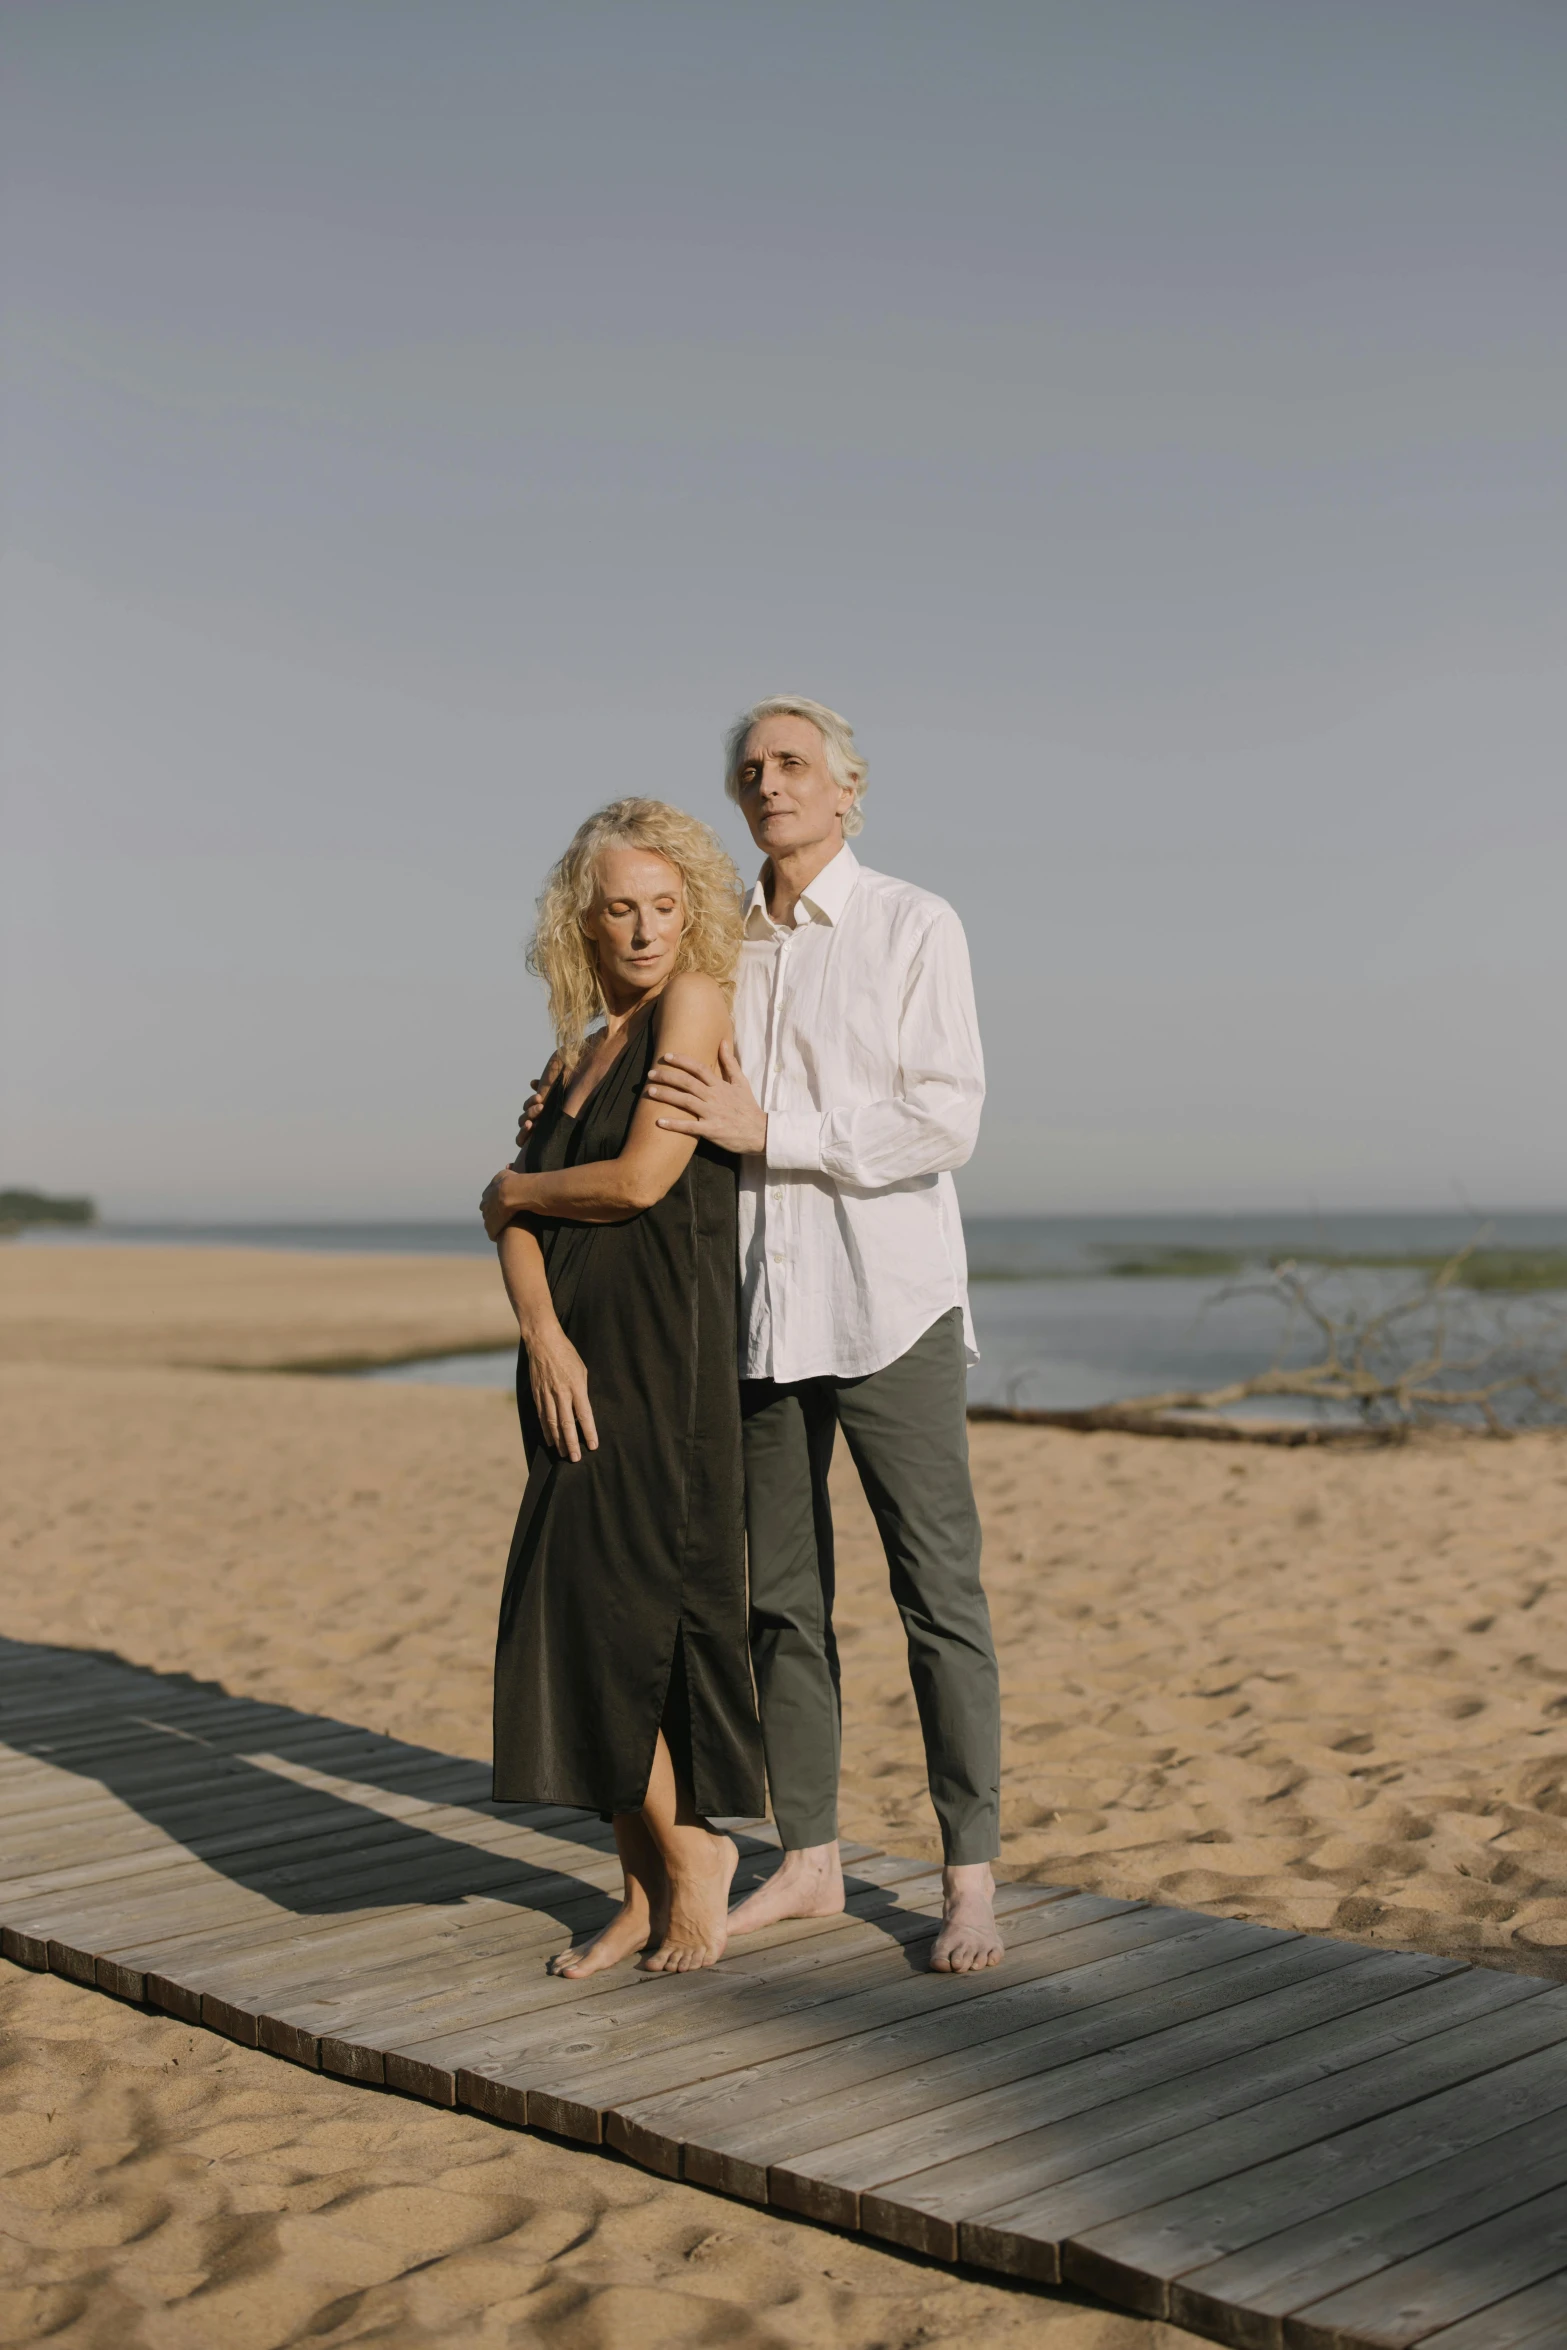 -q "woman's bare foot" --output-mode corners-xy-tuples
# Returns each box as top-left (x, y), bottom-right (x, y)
(641, 1827), (738, 1972)
(726, 1840), (846, 1935)
(549, 1812), (667, 1978)
(929, 1862), (1004, 1972)
(549, 1894), (654, 1978)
